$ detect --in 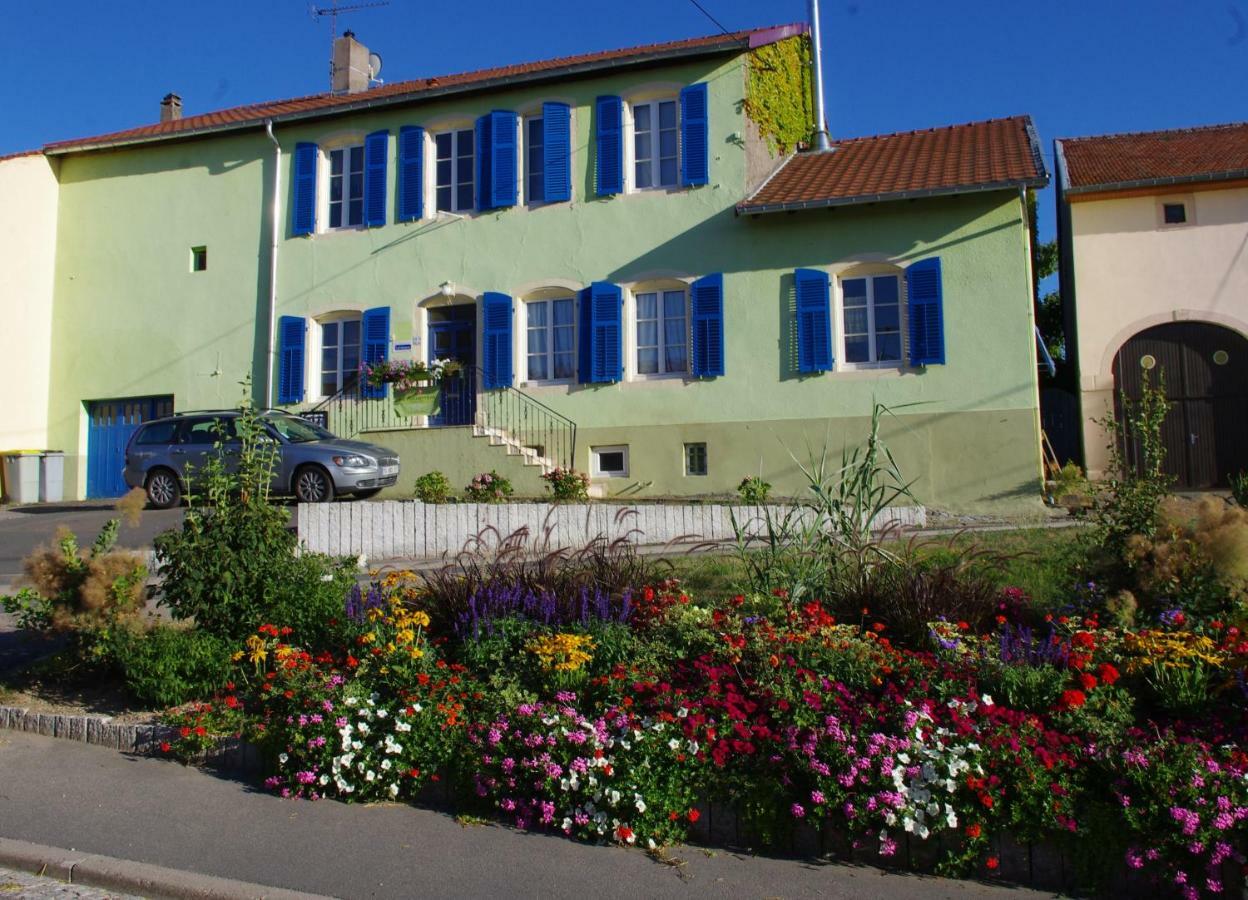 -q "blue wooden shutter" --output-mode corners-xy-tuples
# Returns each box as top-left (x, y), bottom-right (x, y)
(680, 83), (709, 187)
(906, 257), (945, 366)
(397, 126), (424, 222)
(795, 268), (833, 373)
(364, 130), (388, 227)
(361, 307), (391, 398)
(542, 102), (571, 203)
(477, 111), (517, 210)
(585, 282), (622, 383)
(691, 273), (725, 377)
(481, 292), (514, 389)
(277, 316), (306, 404)
(578, 288), (593, 383)
(292, 142), (318, 236)
(595, 96), (623, 196)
